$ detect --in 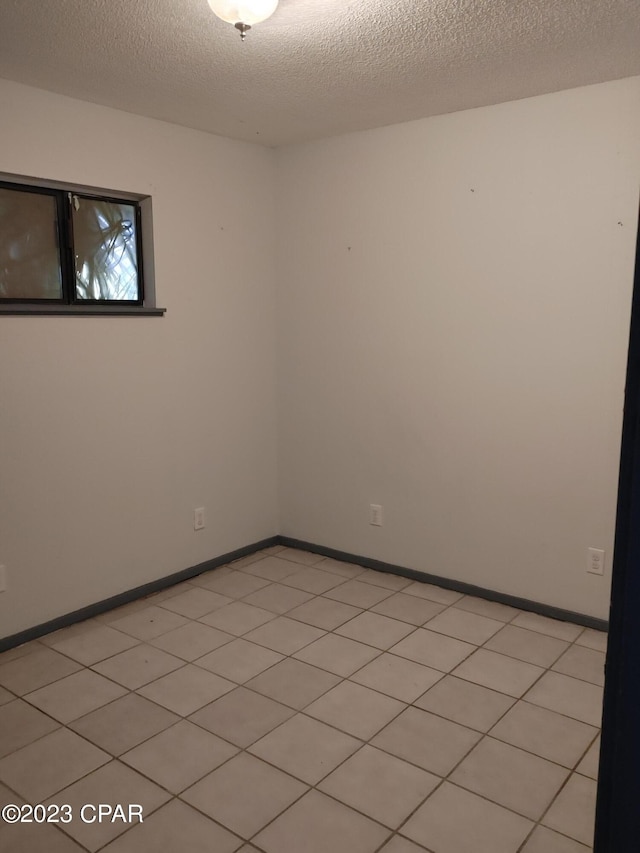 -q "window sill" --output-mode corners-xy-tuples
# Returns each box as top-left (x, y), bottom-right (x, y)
(0, 305), (166, 317)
